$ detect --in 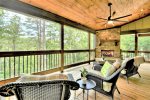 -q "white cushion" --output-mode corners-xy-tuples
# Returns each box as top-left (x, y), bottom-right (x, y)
(121, 69), (126, 74)
(88, 69), (103, 76)
(134, 56), (145, 67)
(95, 58), (104, 62)
(17, 73), (68, 82)
(103, 82), (112, 92)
